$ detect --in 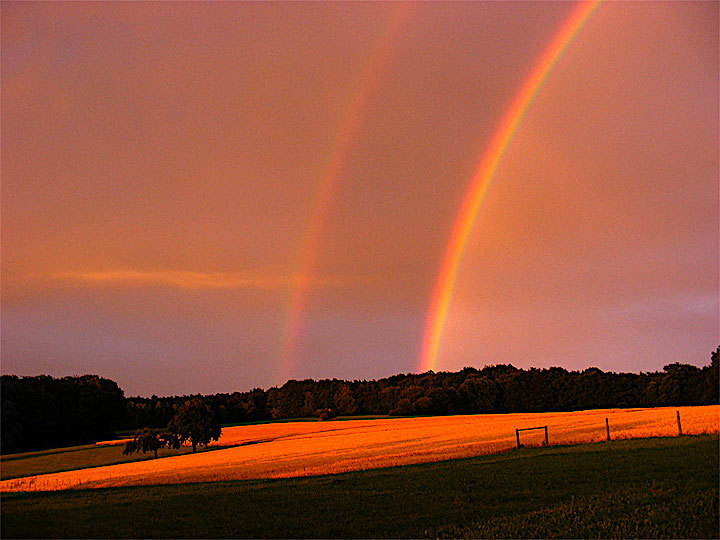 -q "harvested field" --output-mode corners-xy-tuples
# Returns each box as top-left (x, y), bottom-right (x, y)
(2, 405), (717, 493)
